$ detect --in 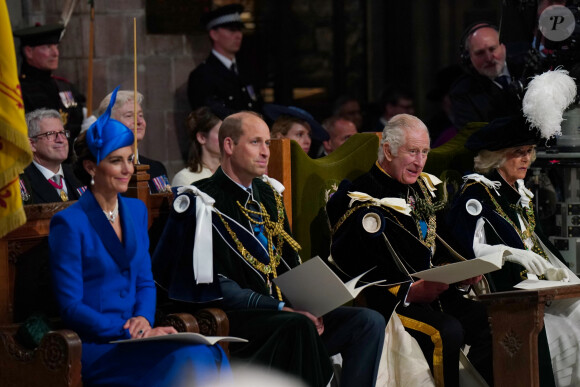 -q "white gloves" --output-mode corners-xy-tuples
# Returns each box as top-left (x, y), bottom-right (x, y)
(503, 249), (552, 276)
(504, 248), (569, 282)
(474, 234), (570, 282)
(545, 267), (570, 282)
